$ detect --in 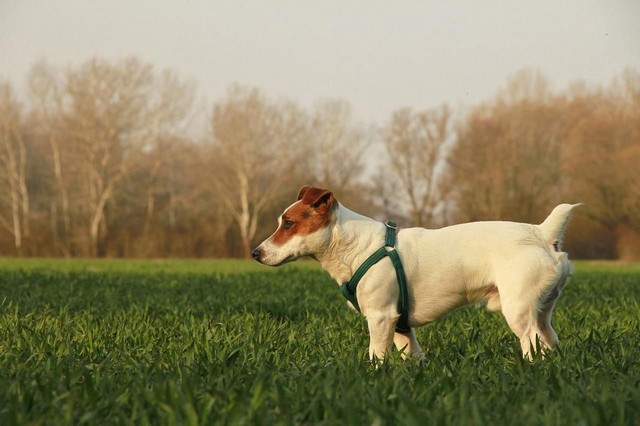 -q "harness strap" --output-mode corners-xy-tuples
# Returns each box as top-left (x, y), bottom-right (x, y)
(339, 221), (411, 334)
